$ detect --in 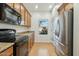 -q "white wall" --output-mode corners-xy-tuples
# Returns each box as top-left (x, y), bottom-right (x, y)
(31, 12), (52, 43)
(73, 3), (79, 56)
